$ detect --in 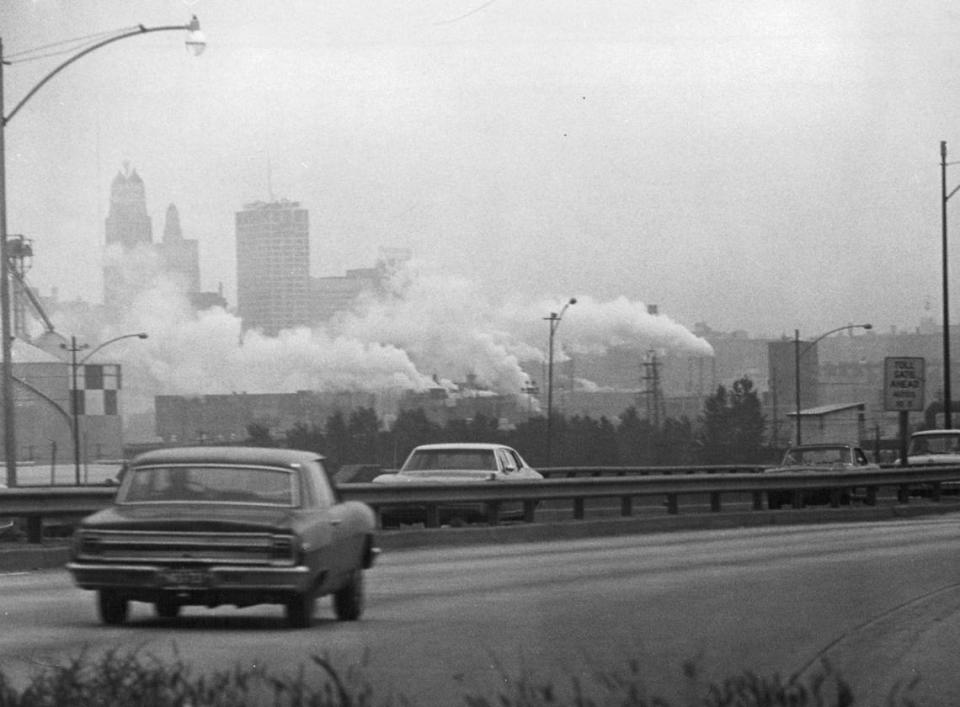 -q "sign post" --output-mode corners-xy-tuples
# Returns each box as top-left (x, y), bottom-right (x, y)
(884, 357), (925, 466)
